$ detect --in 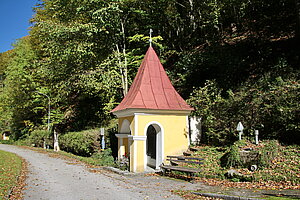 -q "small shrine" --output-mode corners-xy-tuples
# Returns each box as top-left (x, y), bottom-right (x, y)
(111, 46), (193, 172)
(2, 131), (10, 141)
